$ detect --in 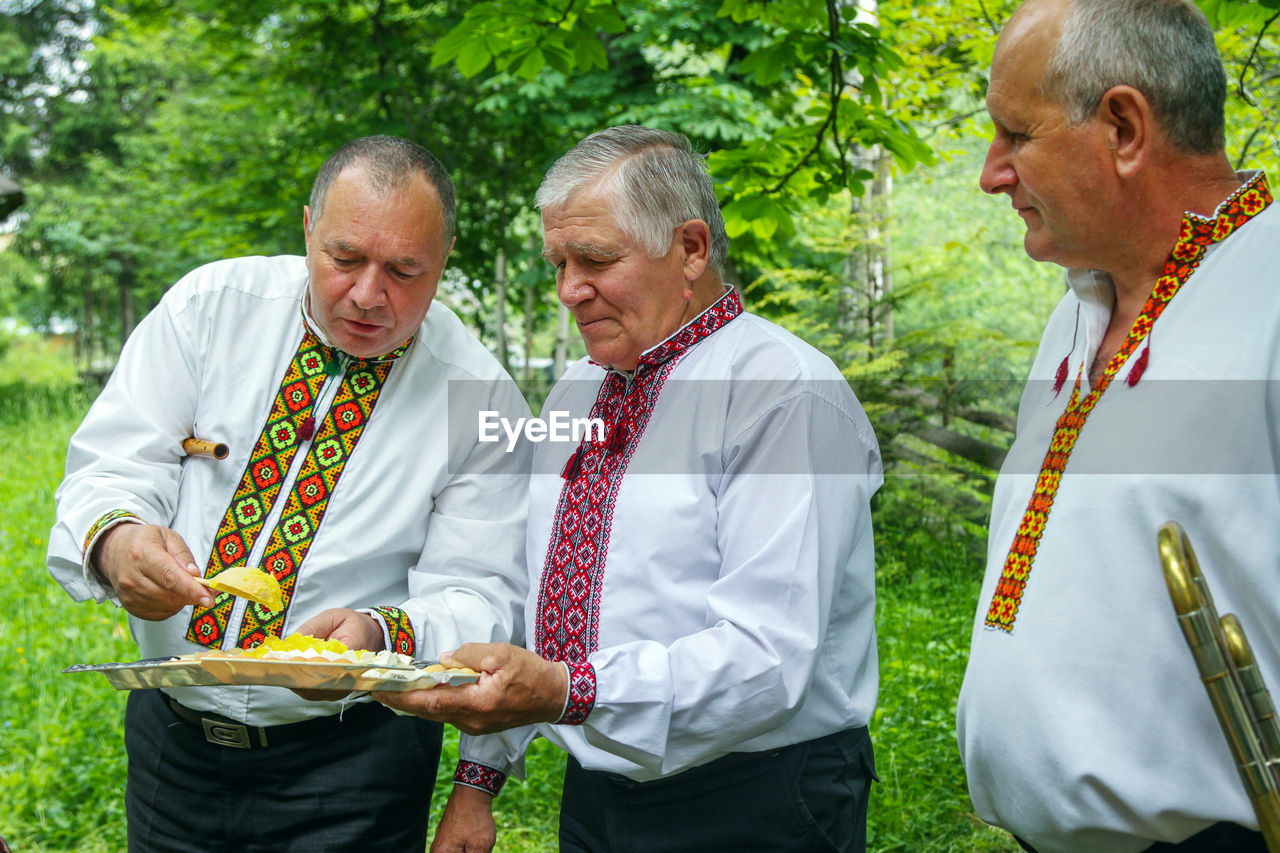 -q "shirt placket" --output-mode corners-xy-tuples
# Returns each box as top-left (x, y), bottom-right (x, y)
(220, 355), (348, 648)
